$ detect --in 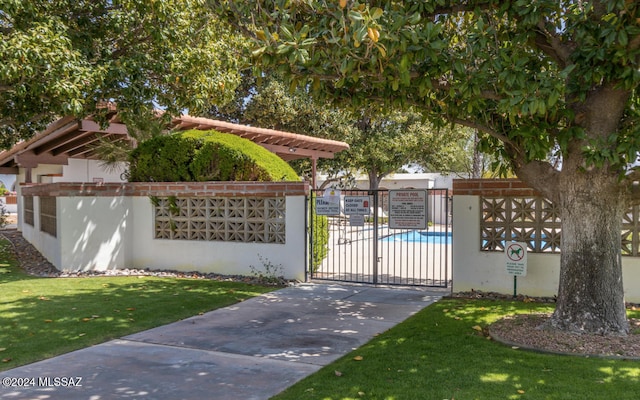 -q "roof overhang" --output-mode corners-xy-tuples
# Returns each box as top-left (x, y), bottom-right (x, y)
(0, 114), (349, 171)
(169, 115), (349, 161)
